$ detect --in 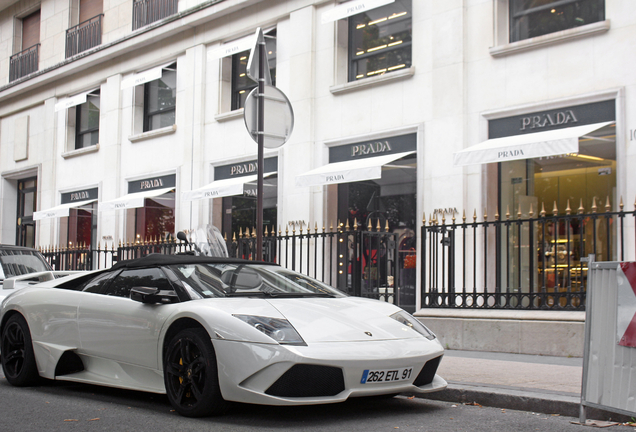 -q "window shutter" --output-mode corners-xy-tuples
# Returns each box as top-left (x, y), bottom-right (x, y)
(79, 0), (103, 24)
(21, 9), (40, 50)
